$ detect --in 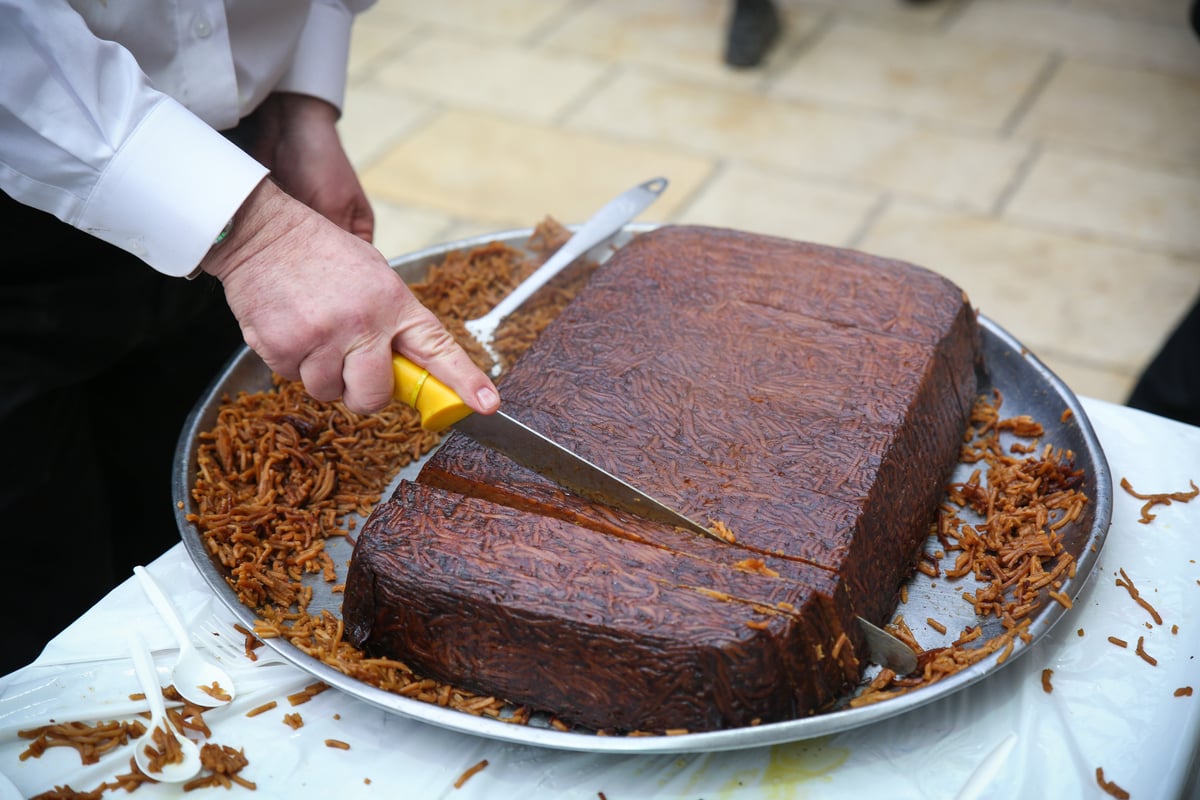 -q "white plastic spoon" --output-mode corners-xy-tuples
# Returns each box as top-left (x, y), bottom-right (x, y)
(133, 565), (236, 706)
(126, 631), (202, 783)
